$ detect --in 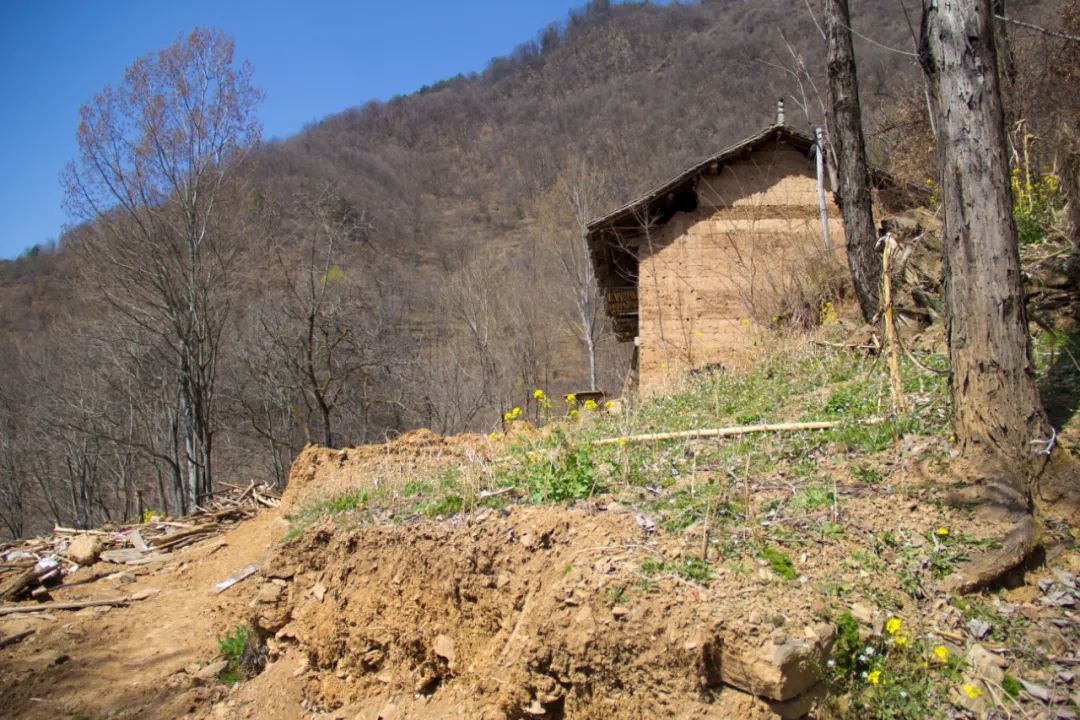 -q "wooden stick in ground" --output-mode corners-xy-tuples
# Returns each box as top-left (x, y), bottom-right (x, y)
(592, 418), (885, 446)
(0, 628), (35, 648)
(880, 232), (908, 414)
(0, 598), (129, 616)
